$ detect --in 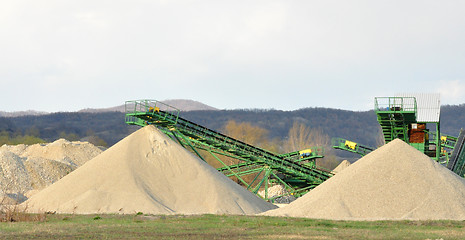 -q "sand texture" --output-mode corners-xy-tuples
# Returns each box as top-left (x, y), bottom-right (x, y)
(24, 125), (276, 215)
(262, 139), (465, 220)
(332, 160), (351, 174)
